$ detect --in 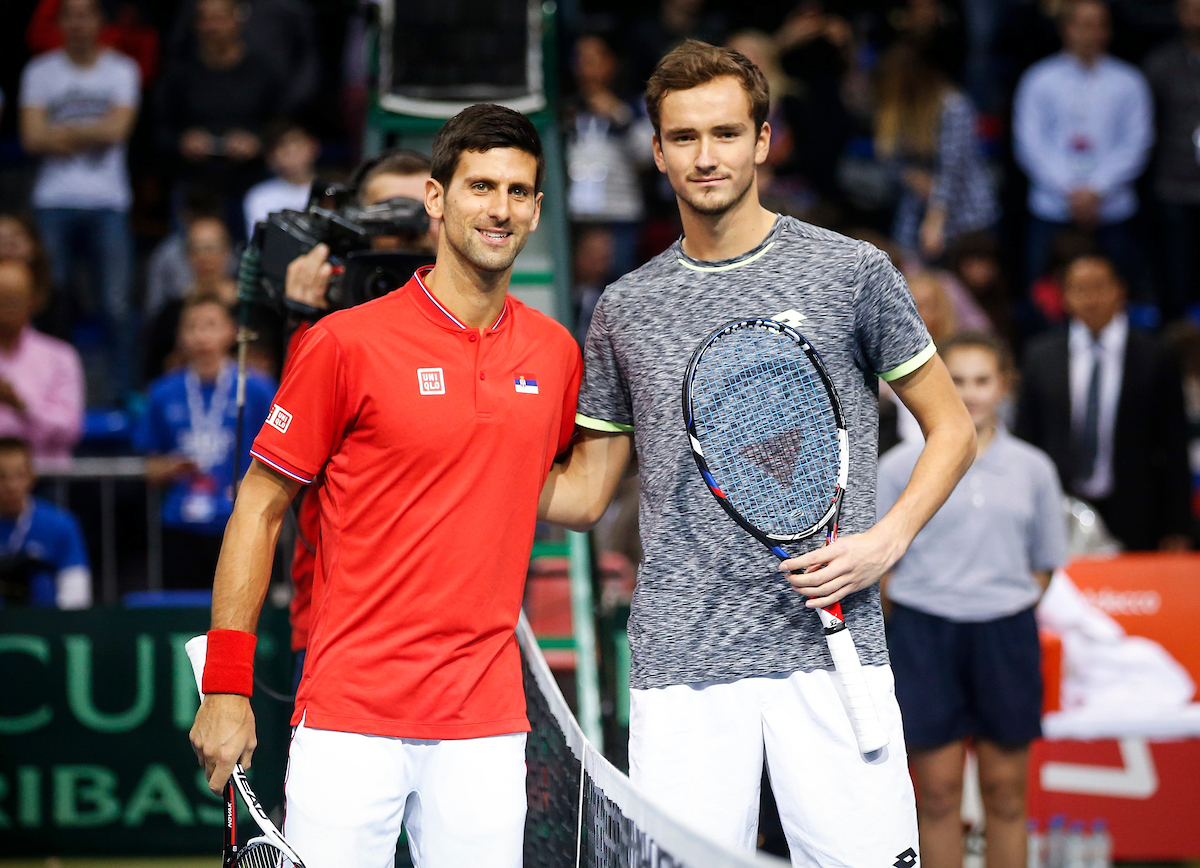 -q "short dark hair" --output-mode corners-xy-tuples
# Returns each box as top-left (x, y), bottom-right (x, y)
(354, 149), (433, 204)
(939, 330), (1014, 375)
(1063, 252), (1123, 285)
(1061, 0), (1110, 24)
(645, 39), (770, 135)
(180, 291), (234, 317)
(0, 437), (32, 458)
(430, 104), (545, 193)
